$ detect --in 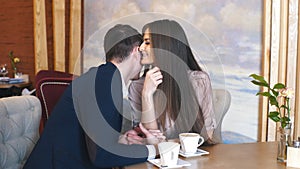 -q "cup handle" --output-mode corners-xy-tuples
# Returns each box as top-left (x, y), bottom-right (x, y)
(197, 137), (204, 147)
